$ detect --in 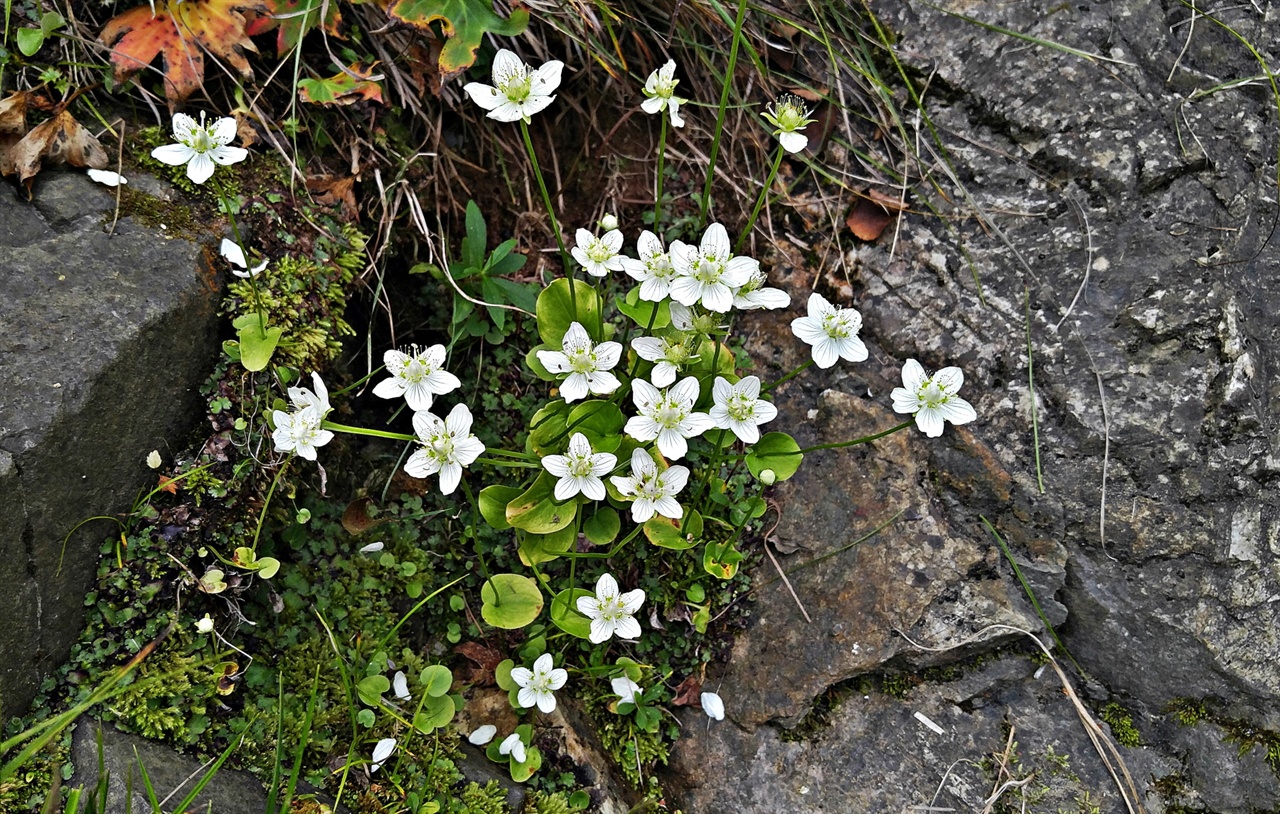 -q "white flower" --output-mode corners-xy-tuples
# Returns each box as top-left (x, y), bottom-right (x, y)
(219, 238), (268, 278)
(701, 691), (725, 721)
(641, 59), (686, 128)
(271, 406), (332, 461)
(624, 377), (713, 461)
(611, 676), (642, 706)
(87, 168), (127, 187)
(576, 573), (645, 644)
(463, 48), (563, 124)
(404, 403), (486, 494)
(542, 432), (616, 502)
(393, 670), (411, 700)
(571, 228), (626, 277)
(510, 653), (569, 714)
(763, 93), (817, 154)
(669, 223), (756, 313)
(790, 292), (868, 369)
(709, 376), (777, 444)
(288, 372), (332, 416)
(630, 335), (692, 388)
(195, 614), (214, 634)
(536, 322), (622, 403)
(371, 737), (396, 772)
(599, 213), (619, 231)
(151, 112), (248, 185)
(620, 231), (679, 302)
(468, 725), (497, 746)
(373, 345), (461, 412)
(610, 448), (688, 523)
(732, 266), (790, 311)
(498, 733), (527, 764)
(146, 450), (162, 469)
(891, 359), (978, 438)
